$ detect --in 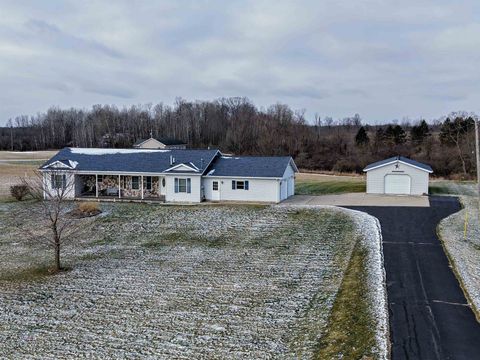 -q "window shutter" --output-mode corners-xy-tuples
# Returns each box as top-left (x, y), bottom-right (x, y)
(62, 175), (66, 188)
(51, 174), (55, 188)
(232, 180), (236, 190)
(187, 178), (191, 193)
(174, 178), (179, 193)
(245, 180), (249, 190)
